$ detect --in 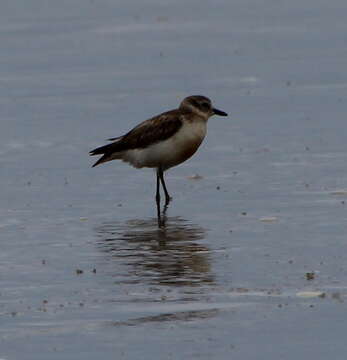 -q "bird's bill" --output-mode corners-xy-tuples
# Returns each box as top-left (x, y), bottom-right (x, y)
(213, 108), (228, 116)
